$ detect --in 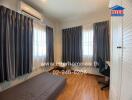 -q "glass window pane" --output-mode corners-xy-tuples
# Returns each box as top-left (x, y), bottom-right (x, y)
(82, 30), (93, 56)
